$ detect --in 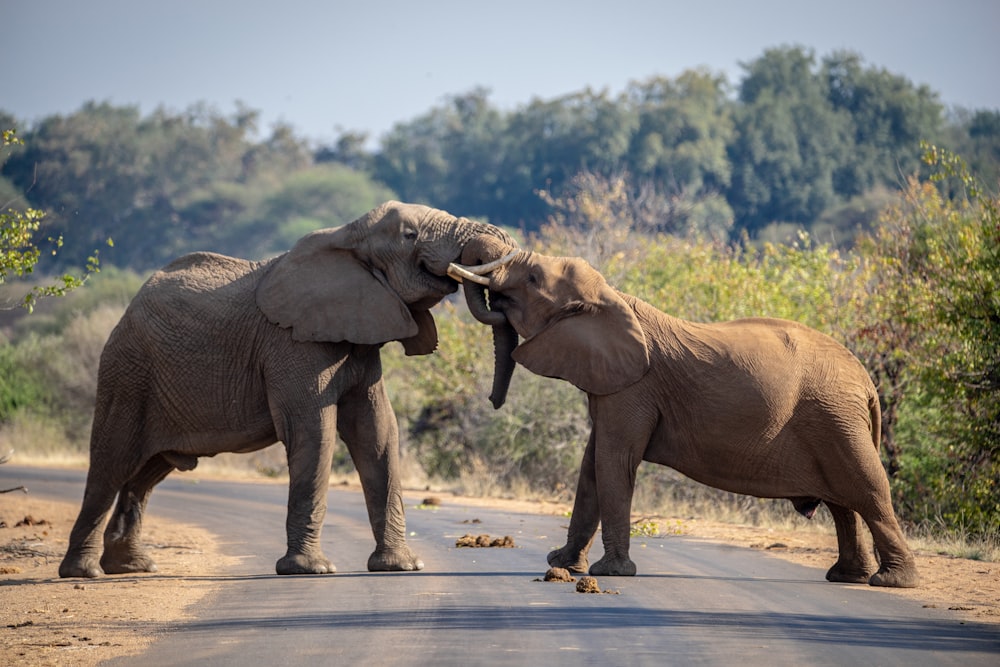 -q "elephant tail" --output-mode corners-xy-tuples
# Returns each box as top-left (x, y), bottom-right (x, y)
(868, 387), (882, 452)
